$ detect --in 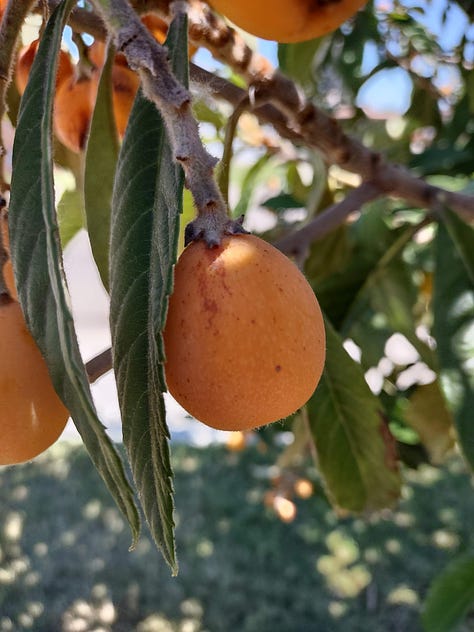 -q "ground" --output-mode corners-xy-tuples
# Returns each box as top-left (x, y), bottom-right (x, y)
(0, 442), (474, 631)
